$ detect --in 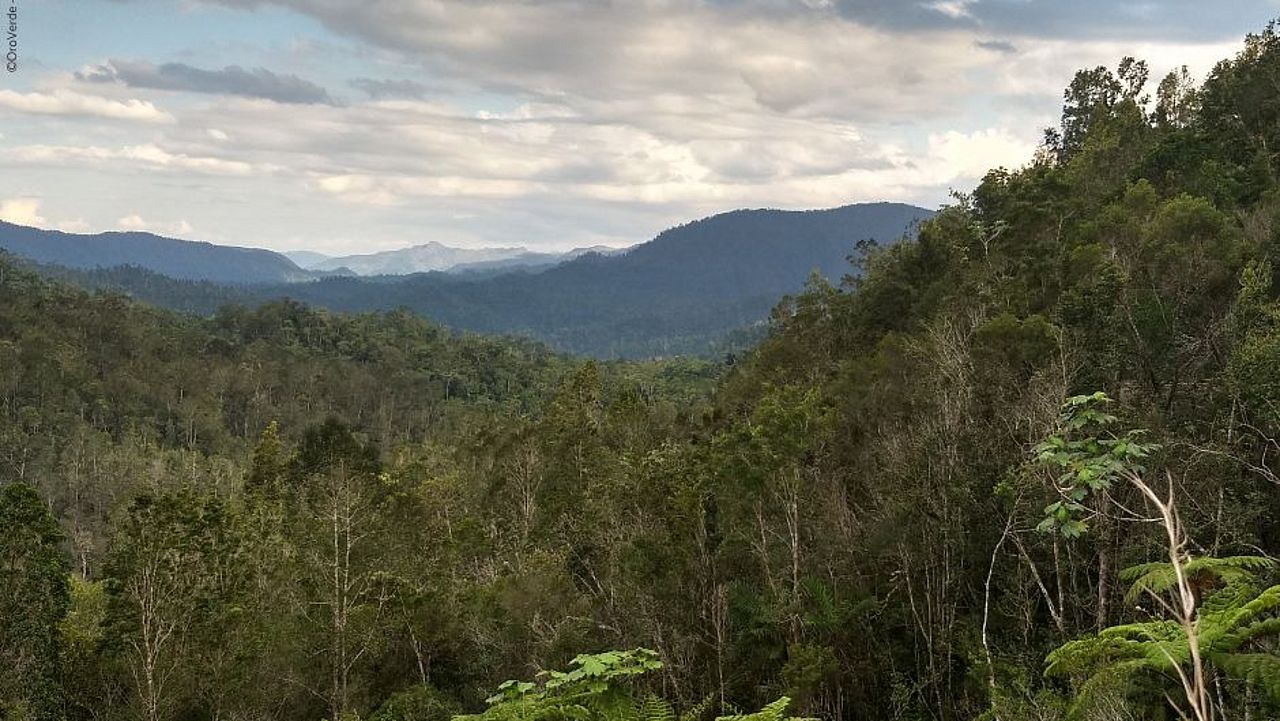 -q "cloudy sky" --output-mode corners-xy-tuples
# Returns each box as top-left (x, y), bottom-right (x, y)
(1, 1), (1276, 253)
